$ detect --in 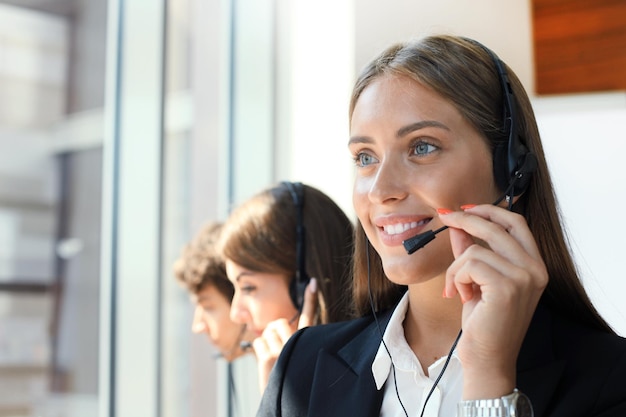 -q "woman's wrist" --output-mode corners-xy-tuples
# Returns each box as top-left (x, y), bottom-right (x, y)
(461, 370), (515, 400)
